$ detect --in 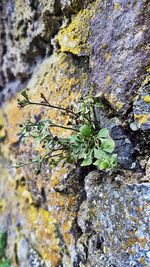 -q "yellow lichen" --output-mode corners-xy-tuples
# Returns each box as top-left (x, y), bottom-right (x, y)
(27, 206), (61, 266)
(57, 9), (90, 55)
(105, 75), (111, 85)
(125, 237), (147, 249)
(143, 95), (150, 103)
(142, 75), (150, 86)
(56, 2), (98, 55)
(140, 256), (146, 264)
(0, 199), (5, 212)
(104, 52), (111, 62)
(114, 2), (120, 11)
(134, 114), (150, 125)
(104, 91), (124, 111)
(0, 52), (88, 265)
(0, 112), (6, 139)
